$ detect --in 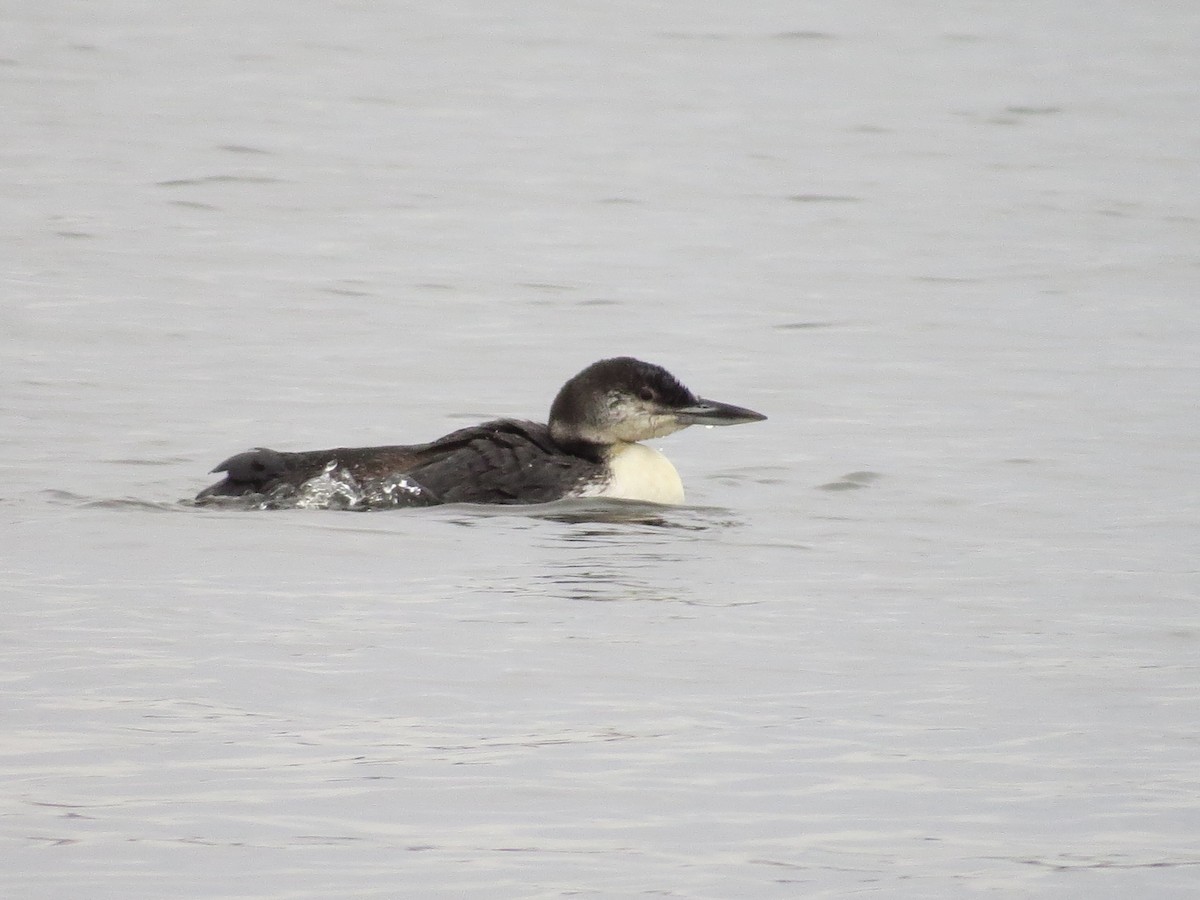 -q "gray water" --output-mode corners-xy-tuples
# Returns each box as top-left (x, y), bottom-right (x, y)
(4, 2), (1199, 897)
